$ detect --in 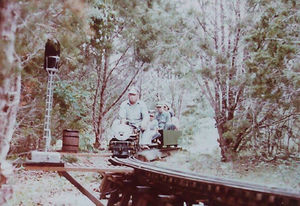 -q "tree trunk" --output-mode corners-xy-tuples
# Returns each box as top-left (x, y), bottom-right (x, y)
(94, 122), (103, 149)
(215, 117), (232, 162)
(0, 0), (20, 204)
